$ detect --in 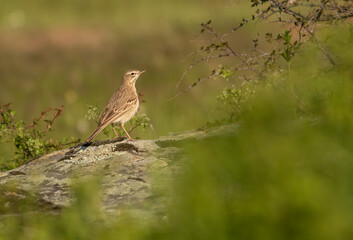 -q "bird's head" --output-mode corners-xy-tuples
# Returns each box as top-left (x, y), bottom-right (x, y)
(123, 69), (146, 85)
